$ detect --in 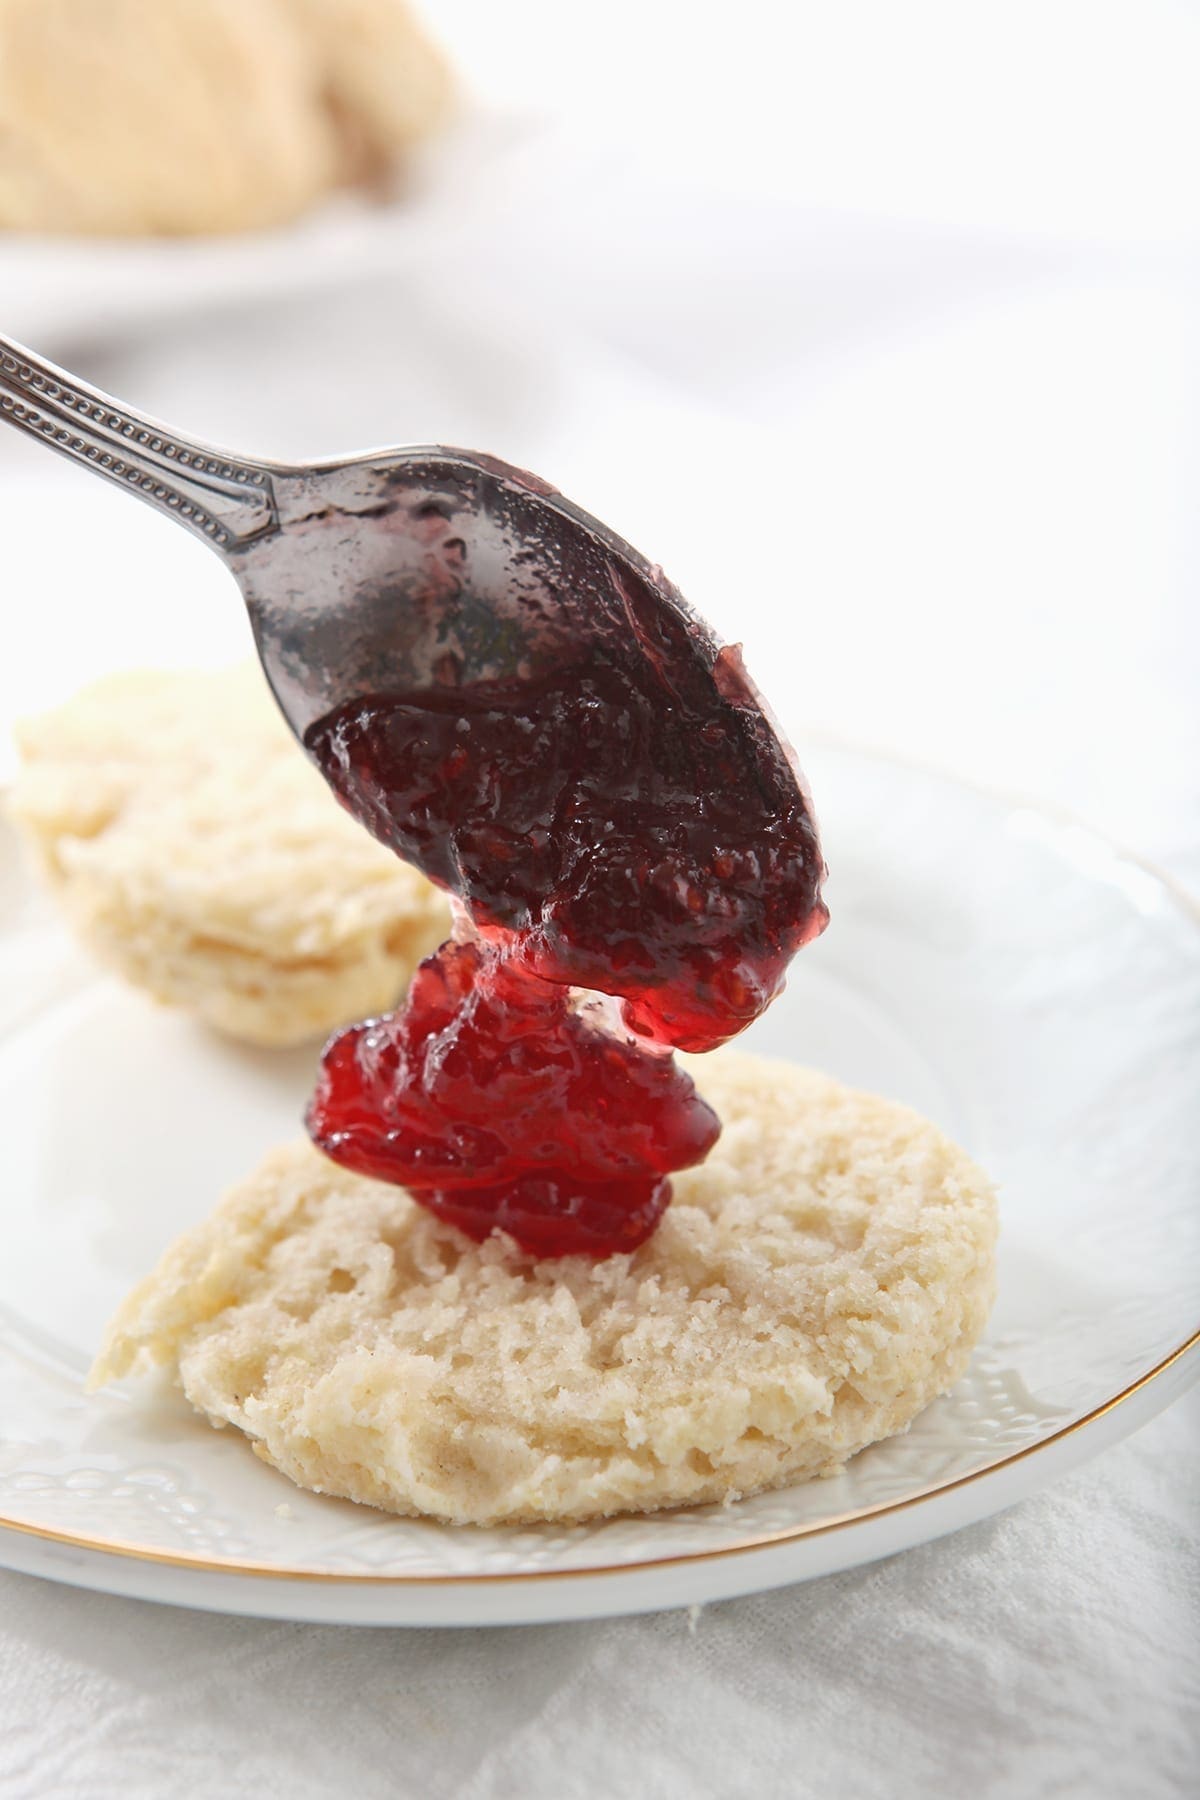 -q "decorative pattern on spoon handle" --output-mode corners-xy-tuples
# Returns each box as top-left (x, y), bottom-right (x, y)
(0, 335), (278, 555)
